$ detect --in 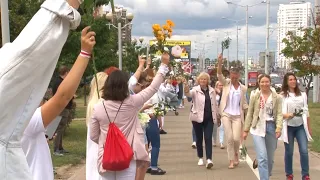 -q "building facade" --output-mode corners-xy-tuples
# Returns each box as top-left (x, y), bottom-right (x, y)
(98, 5), (133, 49)
(277, 1), (312, 69)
